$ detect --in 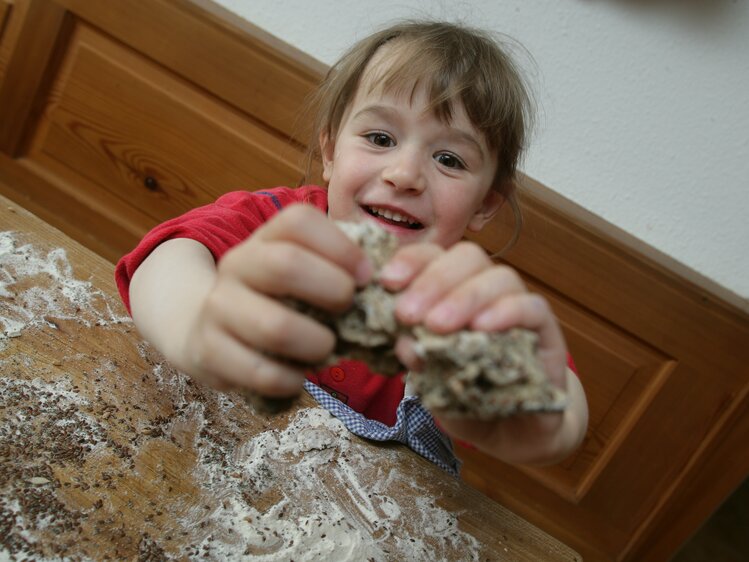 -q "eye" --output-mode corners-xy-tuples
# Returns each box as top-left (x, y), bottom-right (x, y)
(435, 152), (466, 170)
(365, 132), (395, 147)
